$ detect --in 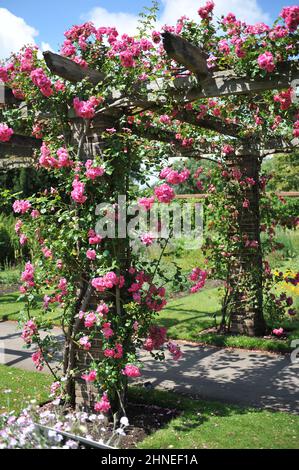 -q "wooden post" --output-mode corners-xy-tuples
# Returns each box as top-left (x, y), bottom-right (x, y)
(227, 153), (266, 336)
